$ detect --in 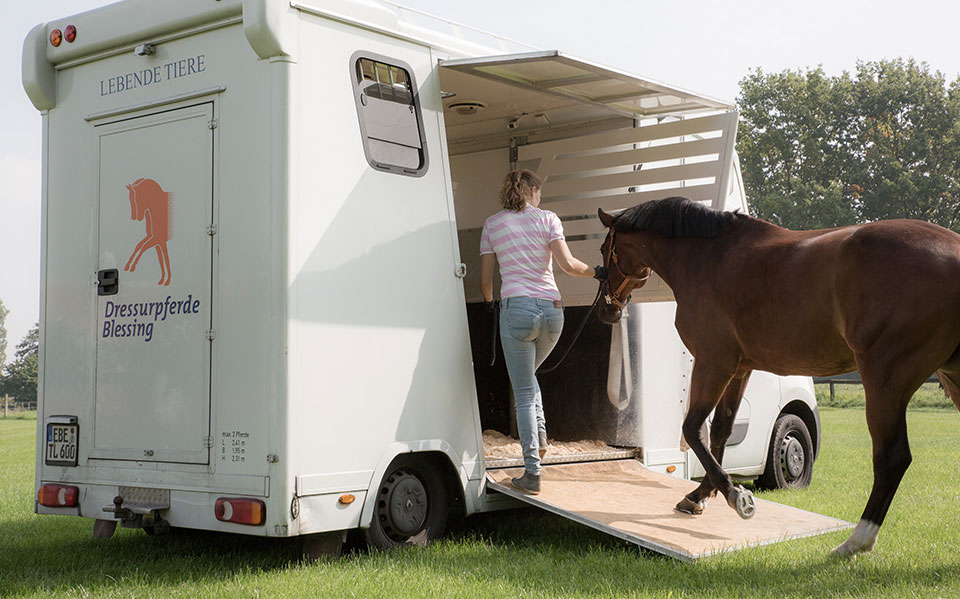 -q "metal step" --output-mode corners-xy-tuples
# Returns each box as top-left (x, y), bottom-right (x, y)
(484, 448), (639, 470)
